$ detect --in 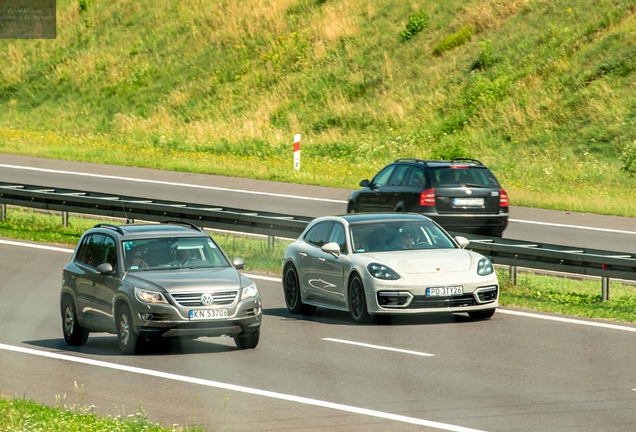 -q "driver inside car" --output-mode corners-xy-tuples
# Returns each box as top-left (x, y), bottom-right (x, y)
(169, 248), (193, 266)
